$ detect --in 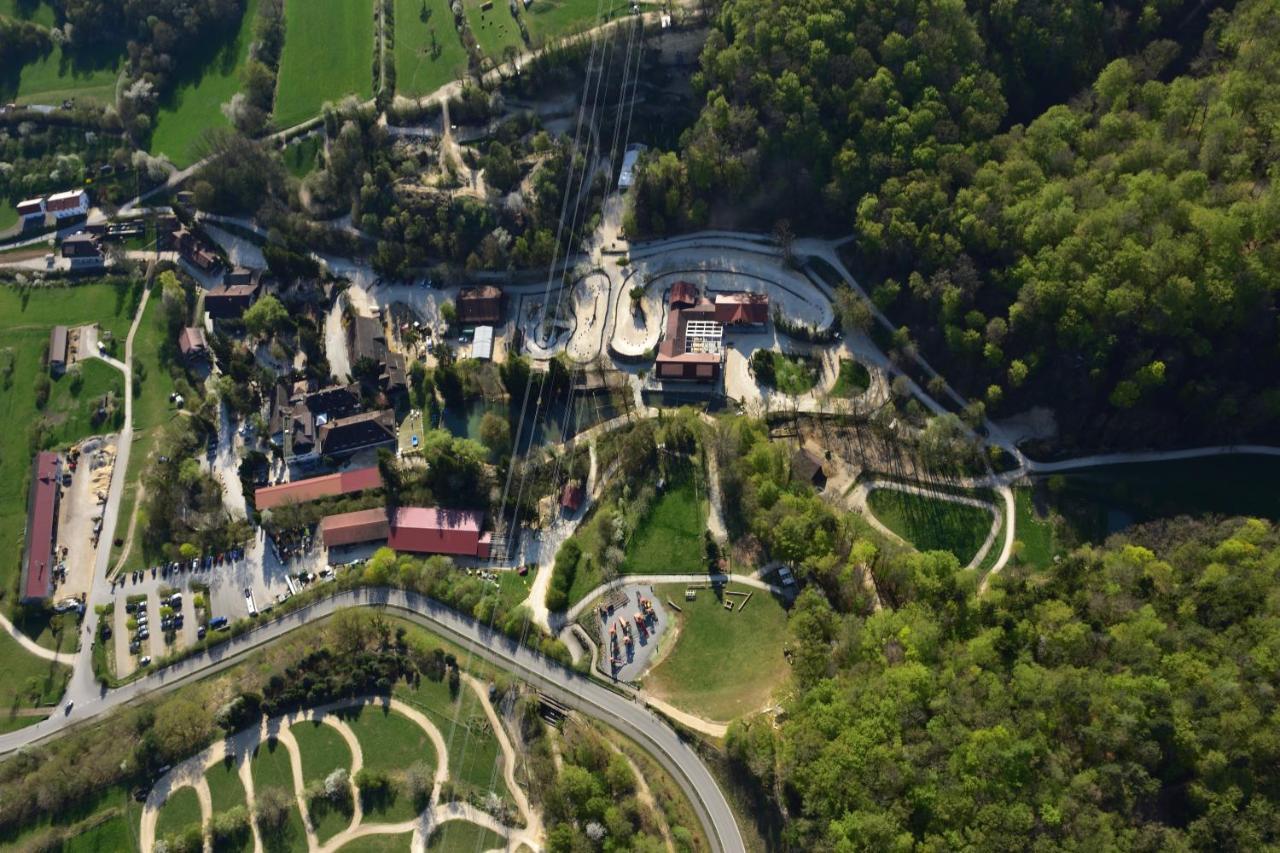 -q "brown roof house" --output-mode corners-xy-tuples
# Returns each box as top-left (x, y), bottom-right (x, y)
(713, 292), (770, 327)
(791, 447), (827, 490)
(456, 285), (505, 325)
(655, 297), (723, 382)
(350, 315), (407, 396)
(318, 409), (396, 458)
(178, 327), (209, 363)
(61, 232), (104, 269)
(205, 283), (260, 319)
(48, 326), (68, 375)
